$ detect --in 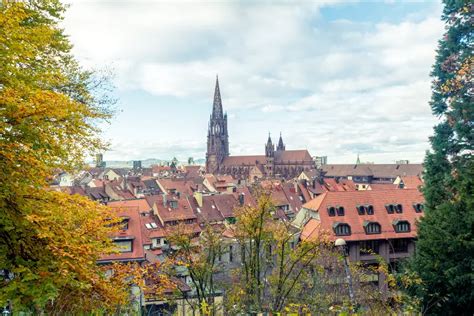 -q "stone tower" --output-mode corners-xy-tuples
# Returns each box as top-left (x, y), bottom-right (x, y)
(206, 76), (229, 173)
(265, 133), (275, 177)
(276, 132), (285, 151)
